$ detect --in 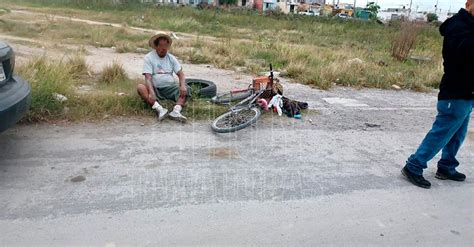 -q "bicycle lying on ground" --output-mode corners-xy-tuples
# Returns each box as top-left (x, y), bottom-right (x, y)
(211, 64), (276, 133)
